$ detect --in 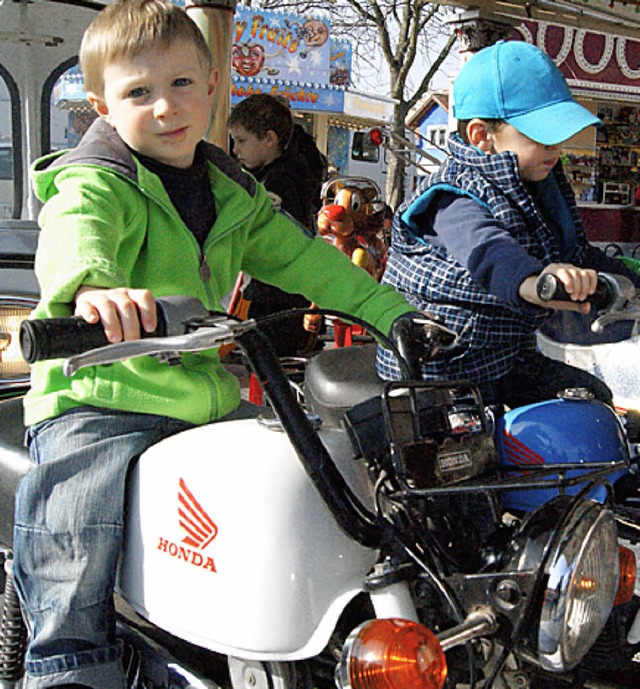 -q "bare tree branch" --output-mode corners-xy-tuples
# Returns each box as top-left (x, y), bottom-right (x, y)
(254, 0), (458, 205)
